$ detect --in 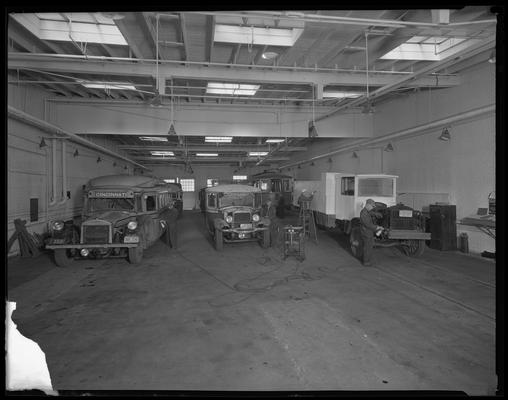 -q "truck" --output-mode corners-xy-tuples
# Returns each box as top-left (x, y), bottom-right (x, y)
(295, 172), (431, 257)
